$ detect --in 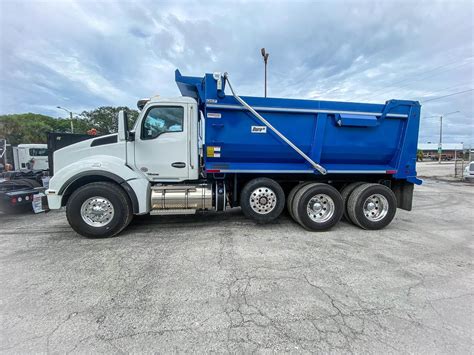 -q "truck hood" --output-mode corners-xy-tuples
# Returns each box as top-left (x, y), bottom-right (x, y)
(53, 134), (124, 174)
